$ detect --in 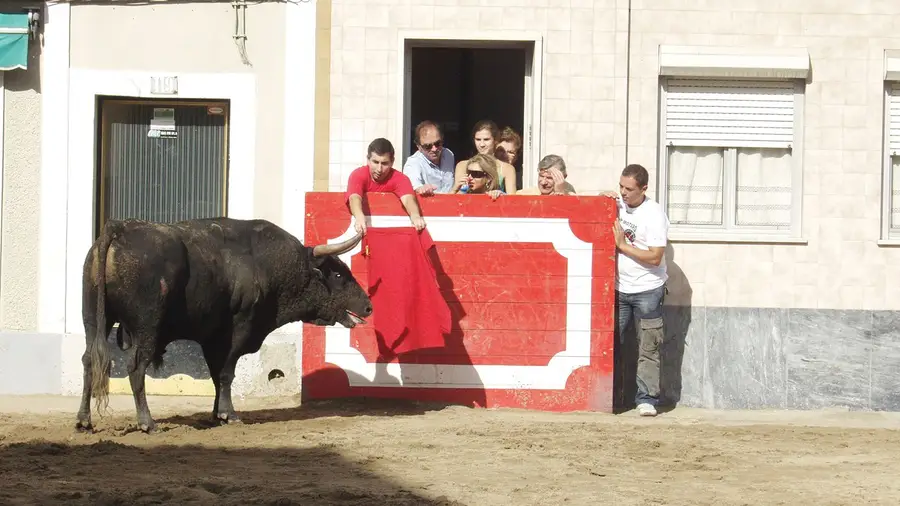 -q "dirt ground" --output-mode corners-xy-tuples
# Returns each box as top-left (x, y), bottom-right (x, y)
(0, 395), (898, 505)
